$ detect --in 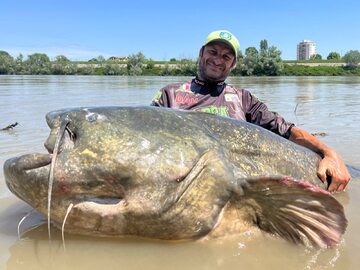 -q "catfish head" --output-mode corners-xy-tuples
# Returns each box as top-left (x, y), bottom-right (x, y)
(4, 106), (232, 238)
